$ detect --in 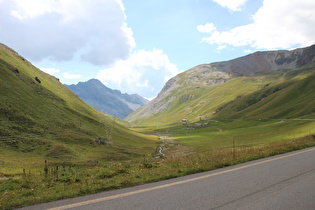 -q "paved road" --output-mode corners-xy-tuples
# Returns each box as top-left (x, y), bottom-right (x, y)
(21, 147), (315, 210)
